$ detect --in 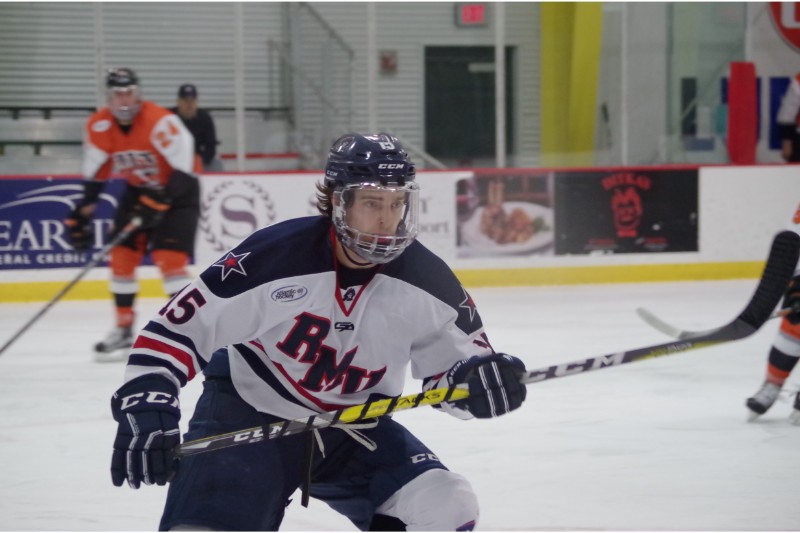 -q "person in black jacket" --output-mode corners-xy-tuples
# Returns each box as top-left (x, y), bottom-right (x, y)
(171, 83), (222, 171)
